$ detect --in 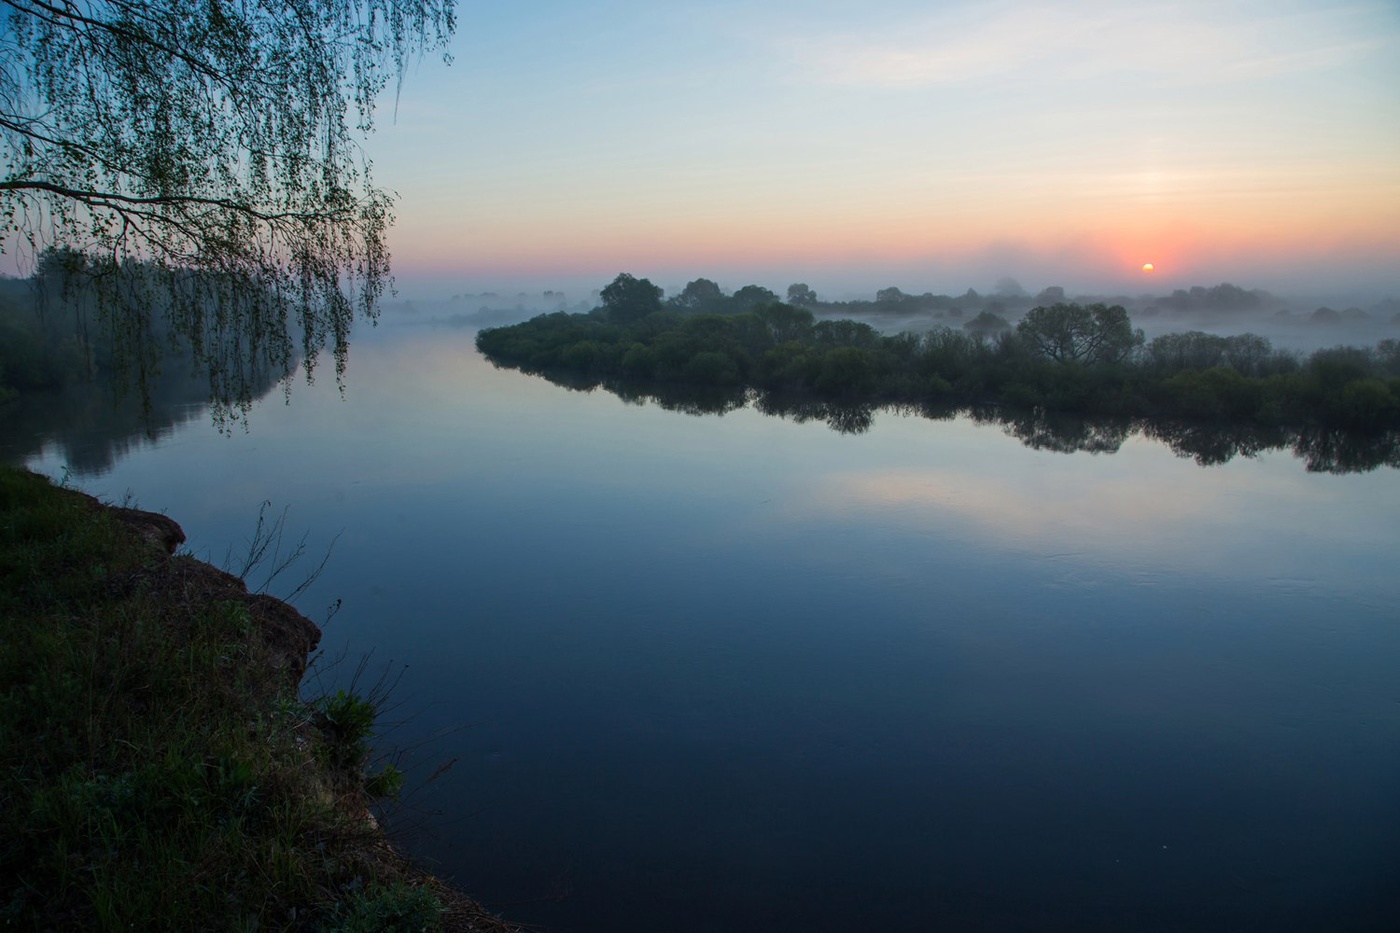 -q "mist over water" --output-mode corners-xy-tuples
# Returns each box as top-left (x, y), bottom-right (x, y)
(7, 322), (1399, 931)
(385, 276), (1399, 358)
